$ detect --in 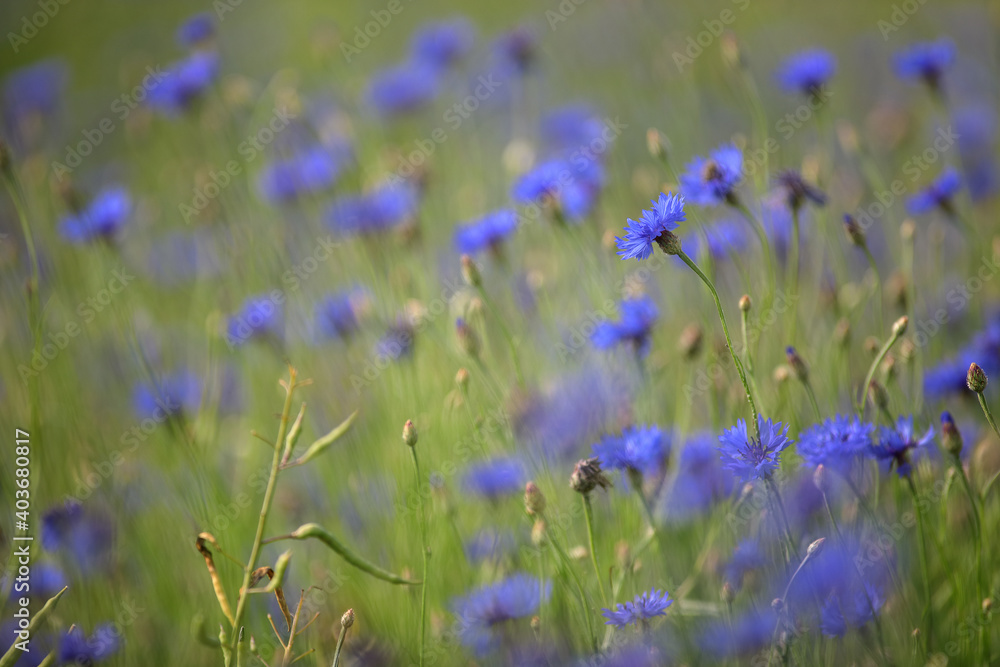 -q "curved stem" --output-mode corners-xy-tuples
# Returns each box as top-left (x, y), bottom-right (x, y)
(905, 476), (933, 655)
(409, 447), (429, 667)
(861, 245), (885, 338)
(856, 328), (904, 420)
(582, 495), (608, 605)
